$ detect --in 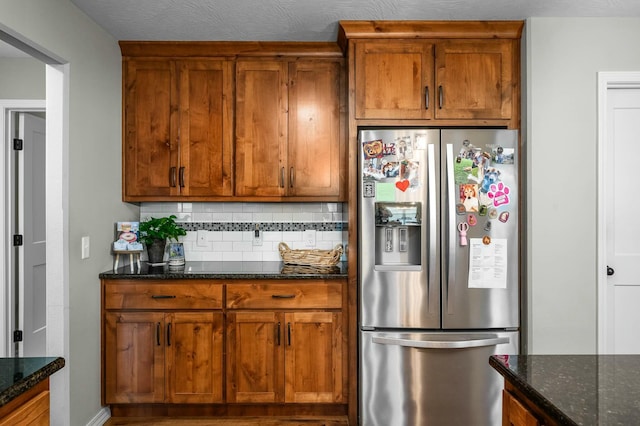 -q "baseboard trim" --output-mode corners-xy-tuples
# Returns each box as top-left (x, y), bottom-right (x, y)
(86, 406), (111, 426)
